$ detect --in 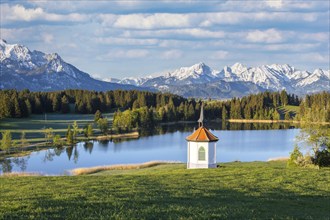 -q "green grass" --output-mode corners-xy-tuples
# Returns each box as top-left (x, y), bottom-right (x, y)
(277, 105), (300, 119)
(1, 161), (329, 219)
(0, 113), (114, 141)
